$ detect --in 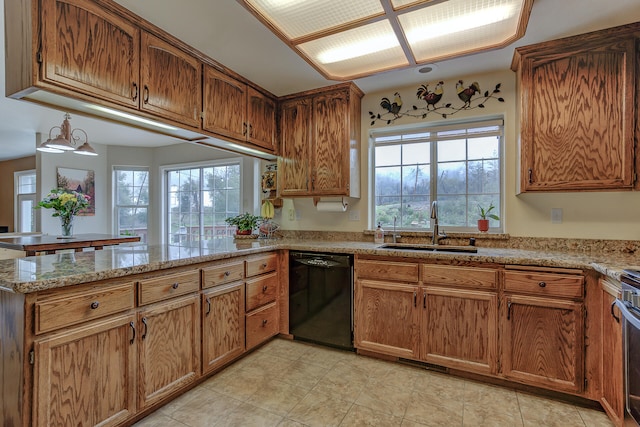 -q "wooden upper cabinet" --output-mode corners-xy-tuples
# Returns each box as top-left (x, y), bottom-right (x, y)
(513, 27), (637, 192)
(247, 86), (277, 151)
(279, 97), (313, 196)
(40, 0), (139, 107)
(140, 31), (201, 127)
(278, 83), (363, 197)
(202, 66), (276, 151)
